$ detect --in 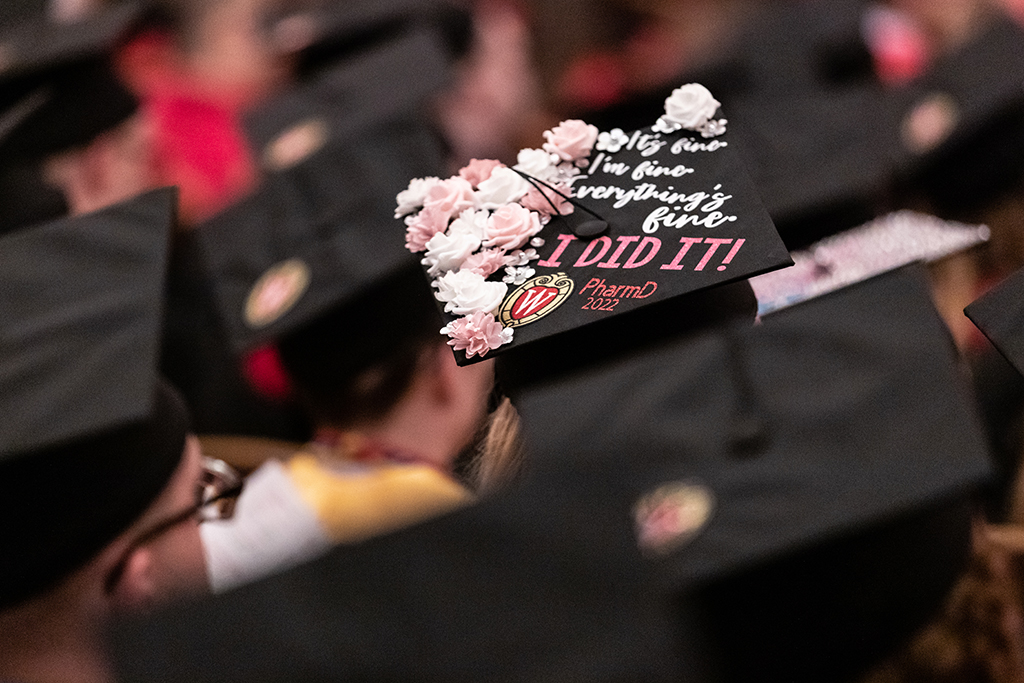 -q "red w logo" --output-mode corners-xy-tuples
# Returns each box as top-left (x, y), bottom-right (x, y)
(510, 286), (559, 320)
